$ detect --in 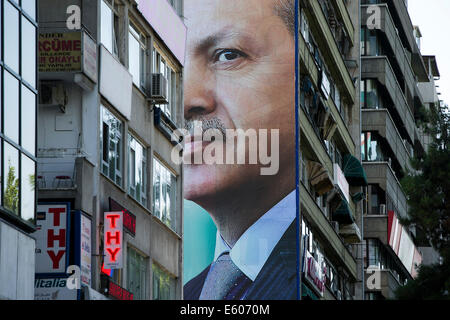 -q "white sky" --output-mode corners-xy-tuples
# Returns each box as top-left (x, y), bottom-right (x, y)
(409, 0), (450, 105)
